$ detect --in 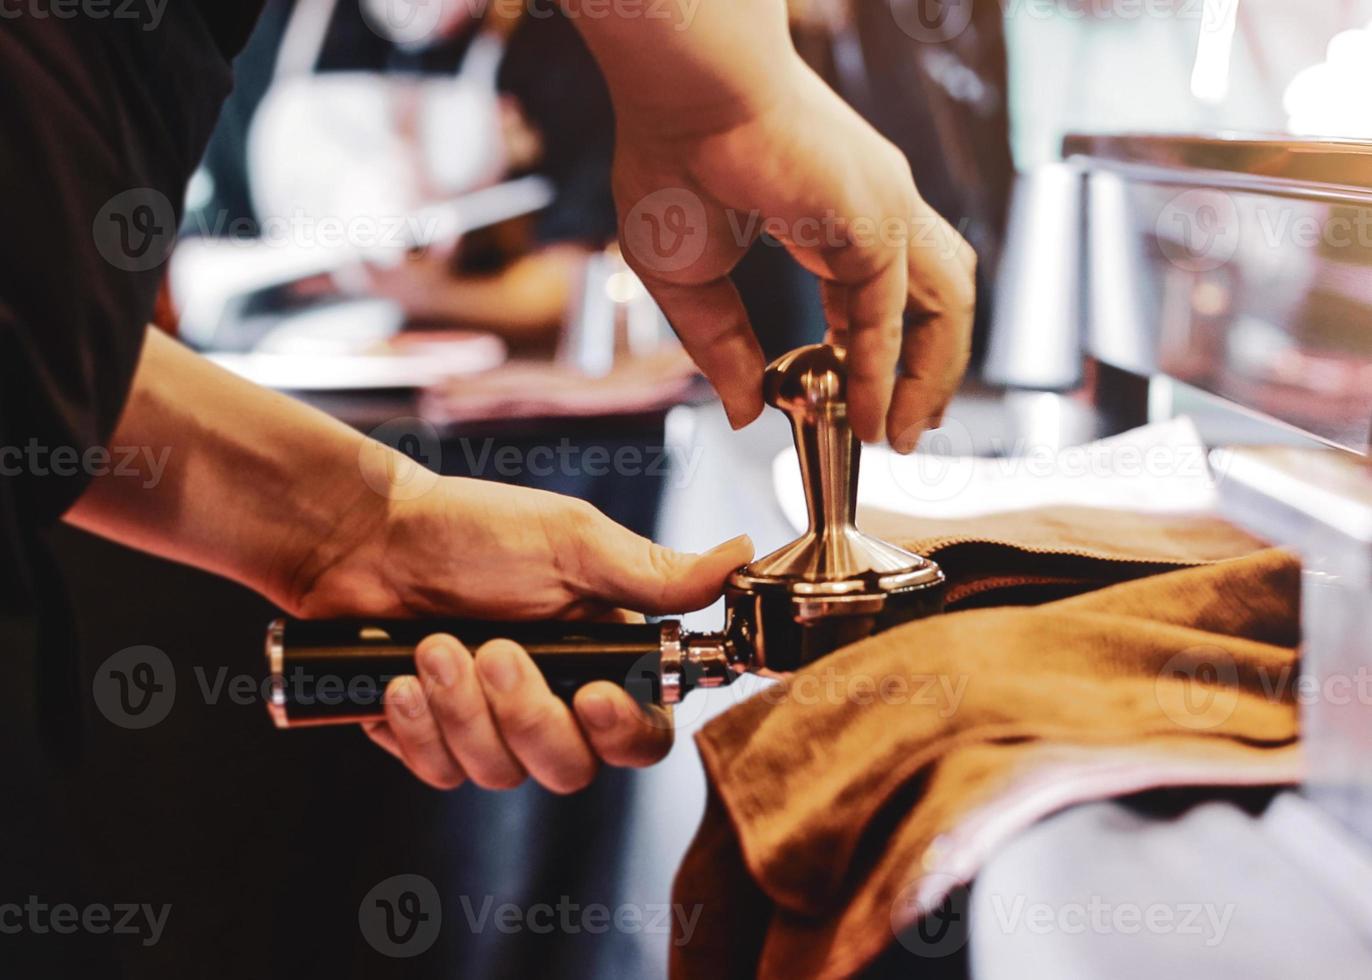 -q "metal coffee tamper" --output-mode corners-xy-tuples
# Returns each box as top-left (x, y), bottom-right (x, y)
(265, 344), (944, 727)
